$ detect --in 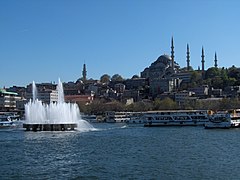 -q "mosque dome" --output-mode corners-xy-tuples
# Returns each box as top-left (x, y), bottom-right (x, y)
(152, 54), (172, 66)
(76, 78), (84, 84)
